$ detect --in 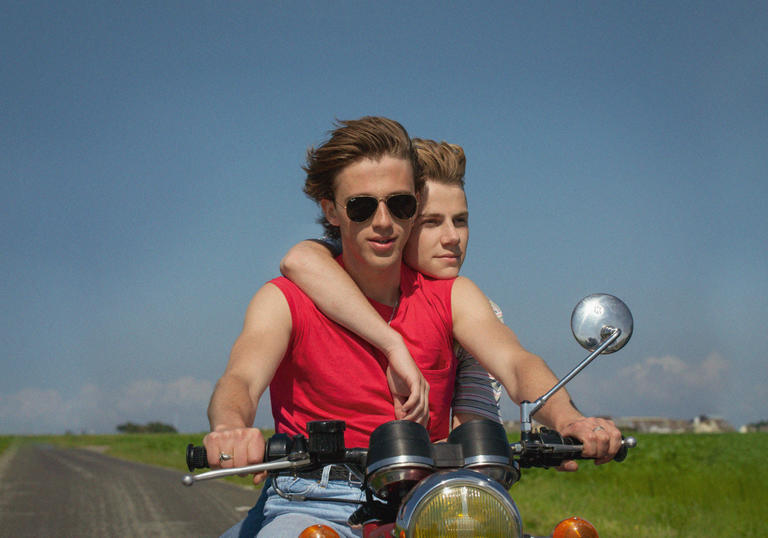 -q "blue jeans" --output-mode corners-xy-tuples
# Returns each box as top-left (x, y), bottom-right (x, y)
(220, 469), (365, 538)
